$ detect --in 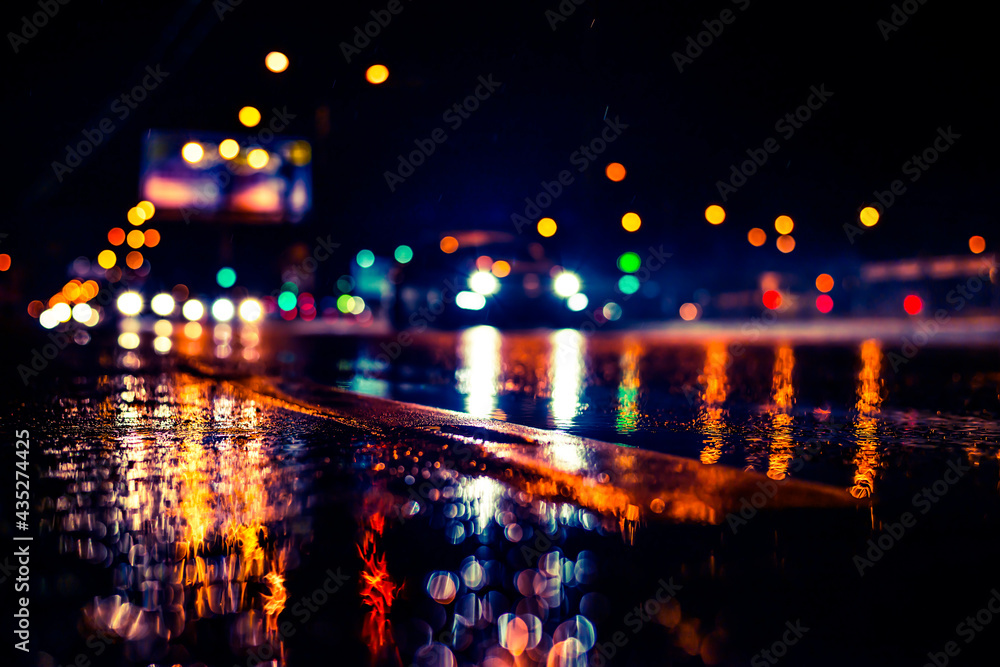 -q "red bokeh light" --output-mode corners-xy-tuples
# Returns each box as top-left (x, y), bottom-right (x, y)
(280, 307), (297, 320)
(903, 295), (923, 315)
(763, 290), (782, 310)
(816, 294), (834, 314)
